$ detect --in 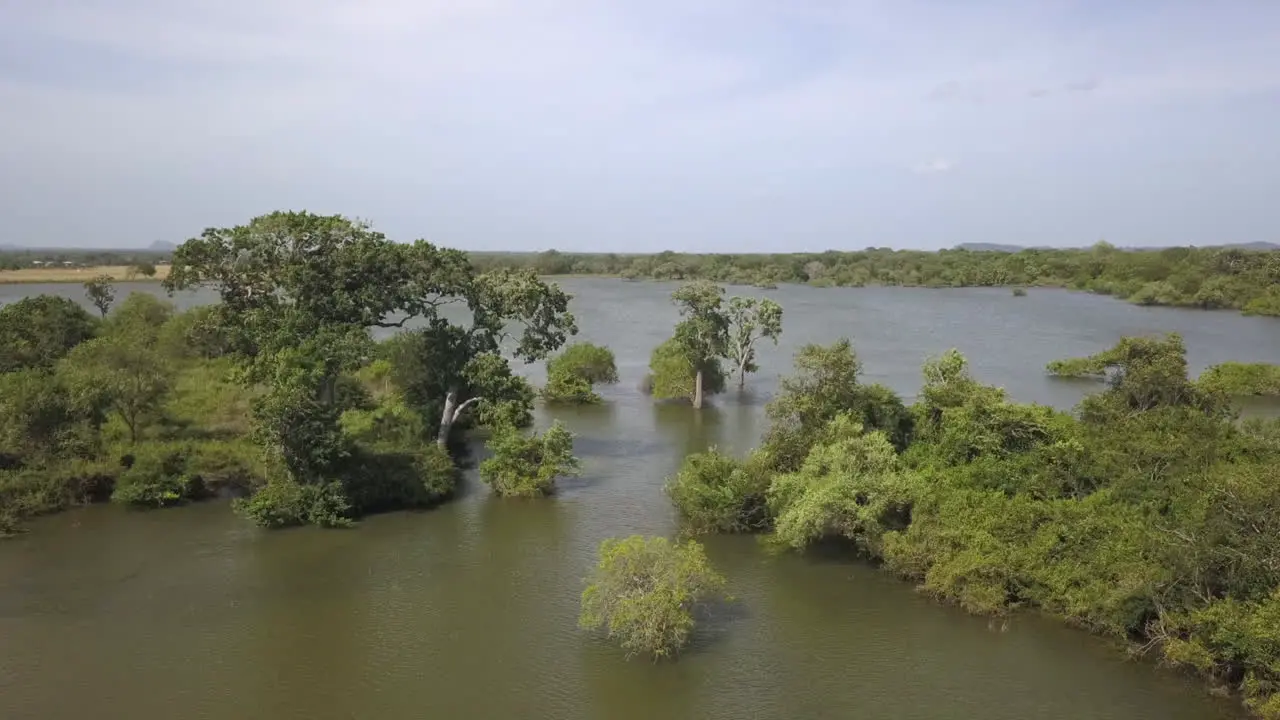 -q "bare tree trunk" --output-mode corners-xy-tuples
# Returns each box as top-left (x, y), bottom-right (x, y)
(437, 388), (481, 447)
(437, 389), (458, 447)
(737, 361), (746, 389)
(694, 369), (704, 409)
